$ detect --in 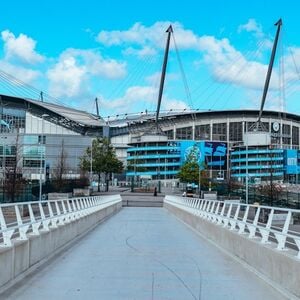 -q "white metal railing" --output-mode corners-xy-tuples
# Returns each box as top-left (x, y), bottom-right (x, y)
(0, 195), (121, 247)
(164, 195), (300, 259)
